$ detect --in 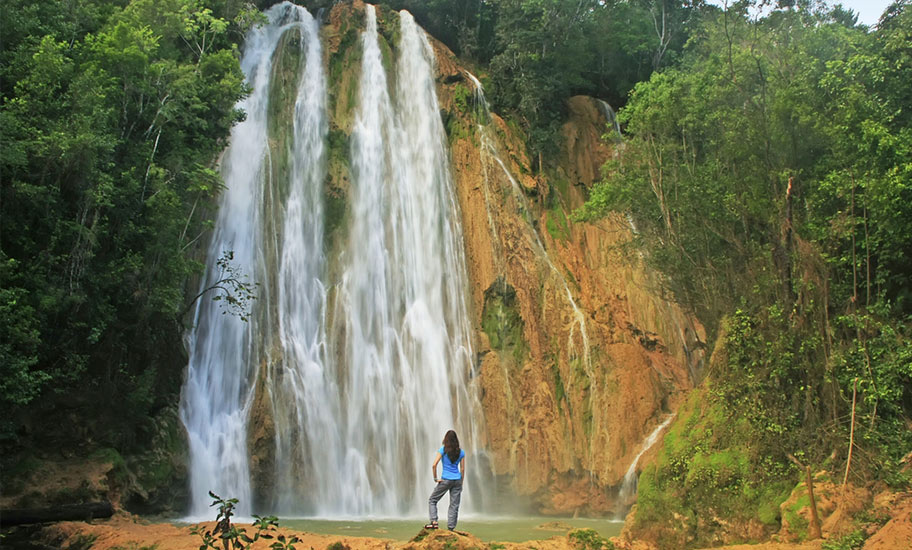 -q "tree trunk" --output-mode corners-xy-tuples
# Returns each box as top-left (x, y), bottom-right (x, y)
(783, 176), (796, 309)
(806, 466), (822, 540)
